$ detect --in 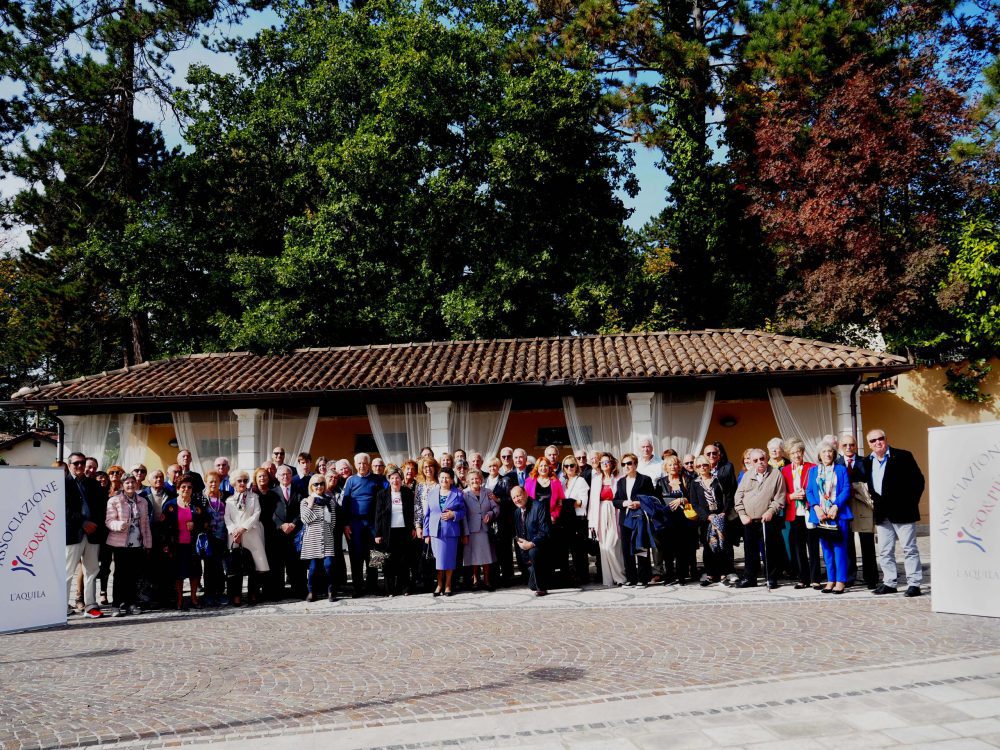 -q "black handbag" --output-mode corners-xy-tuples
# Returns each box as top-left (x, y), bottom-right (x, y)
(223, 543), (252, 578)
